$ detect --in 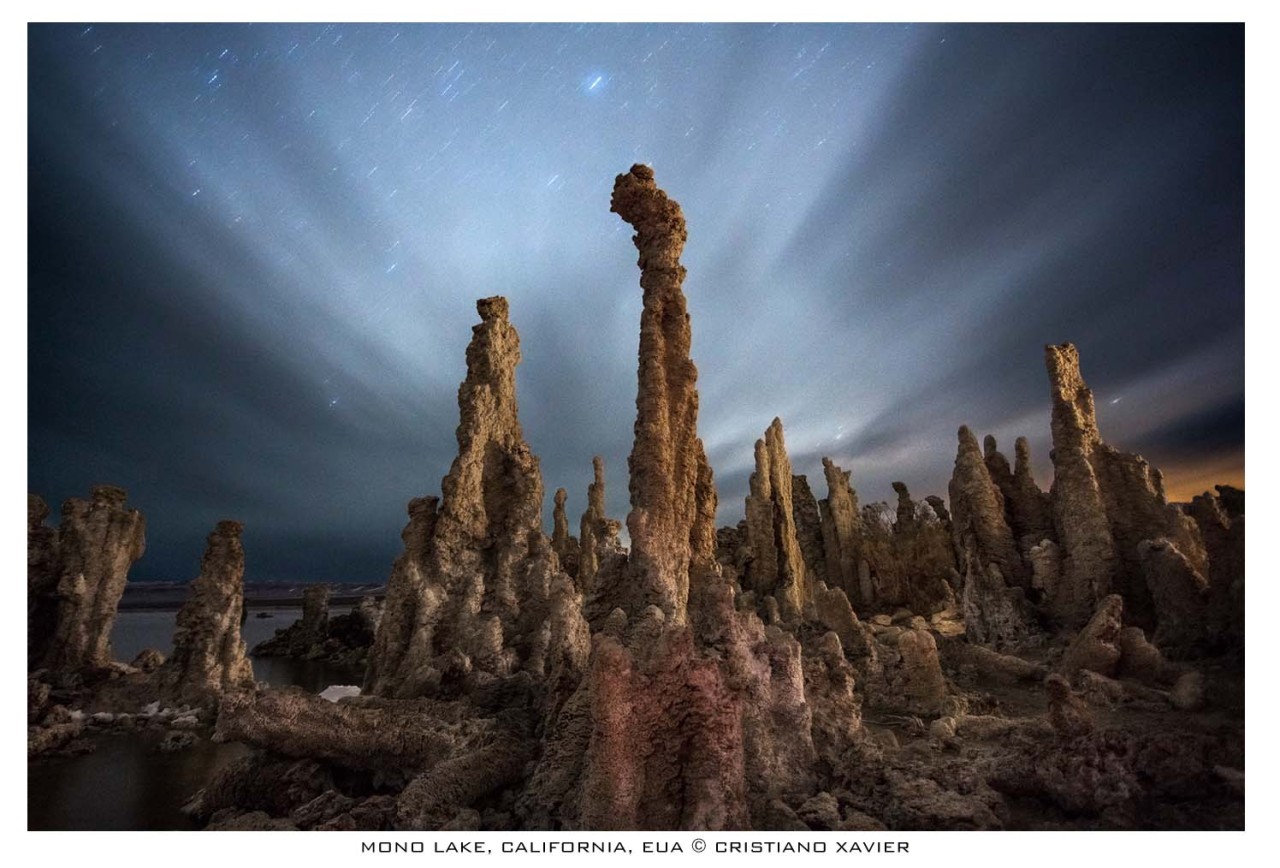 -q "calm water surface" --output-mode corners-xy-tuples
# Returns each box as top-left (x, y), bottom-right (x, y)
(28, 606), (365, 831)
